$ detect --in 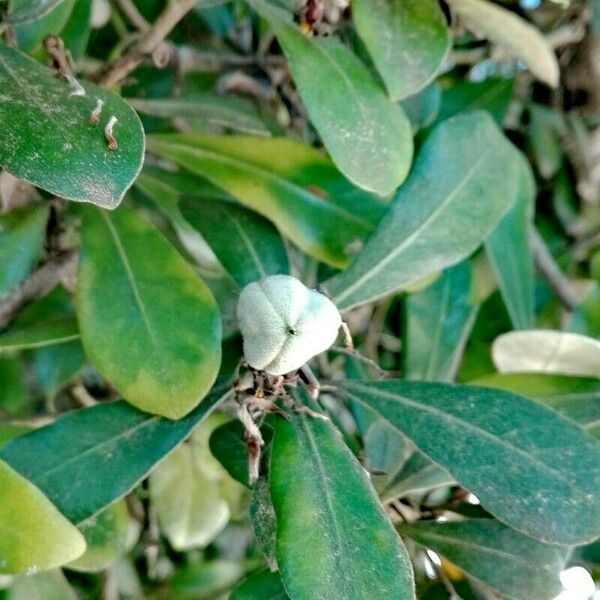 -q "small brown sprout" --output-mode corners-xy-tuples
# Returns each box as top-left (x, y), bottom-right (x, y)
(104, 115), (118, 151)
(89, 98), (104, 124)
